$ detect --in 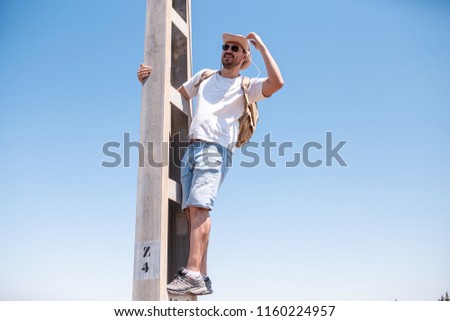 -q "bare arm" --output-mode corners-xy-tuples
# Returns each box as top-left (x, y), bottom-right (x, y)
(139, 63), (190, 100)
(178, 85), (190, 100)
(137, 64), (190, 100)
(246, 32), (284, 97)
